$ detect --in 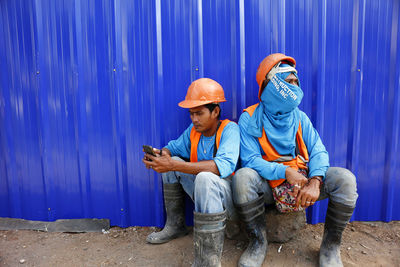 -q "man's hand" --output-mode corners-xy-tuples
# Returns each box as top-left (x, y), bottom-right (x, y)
(142, 147), (219, 175)
(285, 167), (308, 197)
(296, 178), (321, 208)
(151, 147), (171, 157)
(142, 152), (175, 173)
